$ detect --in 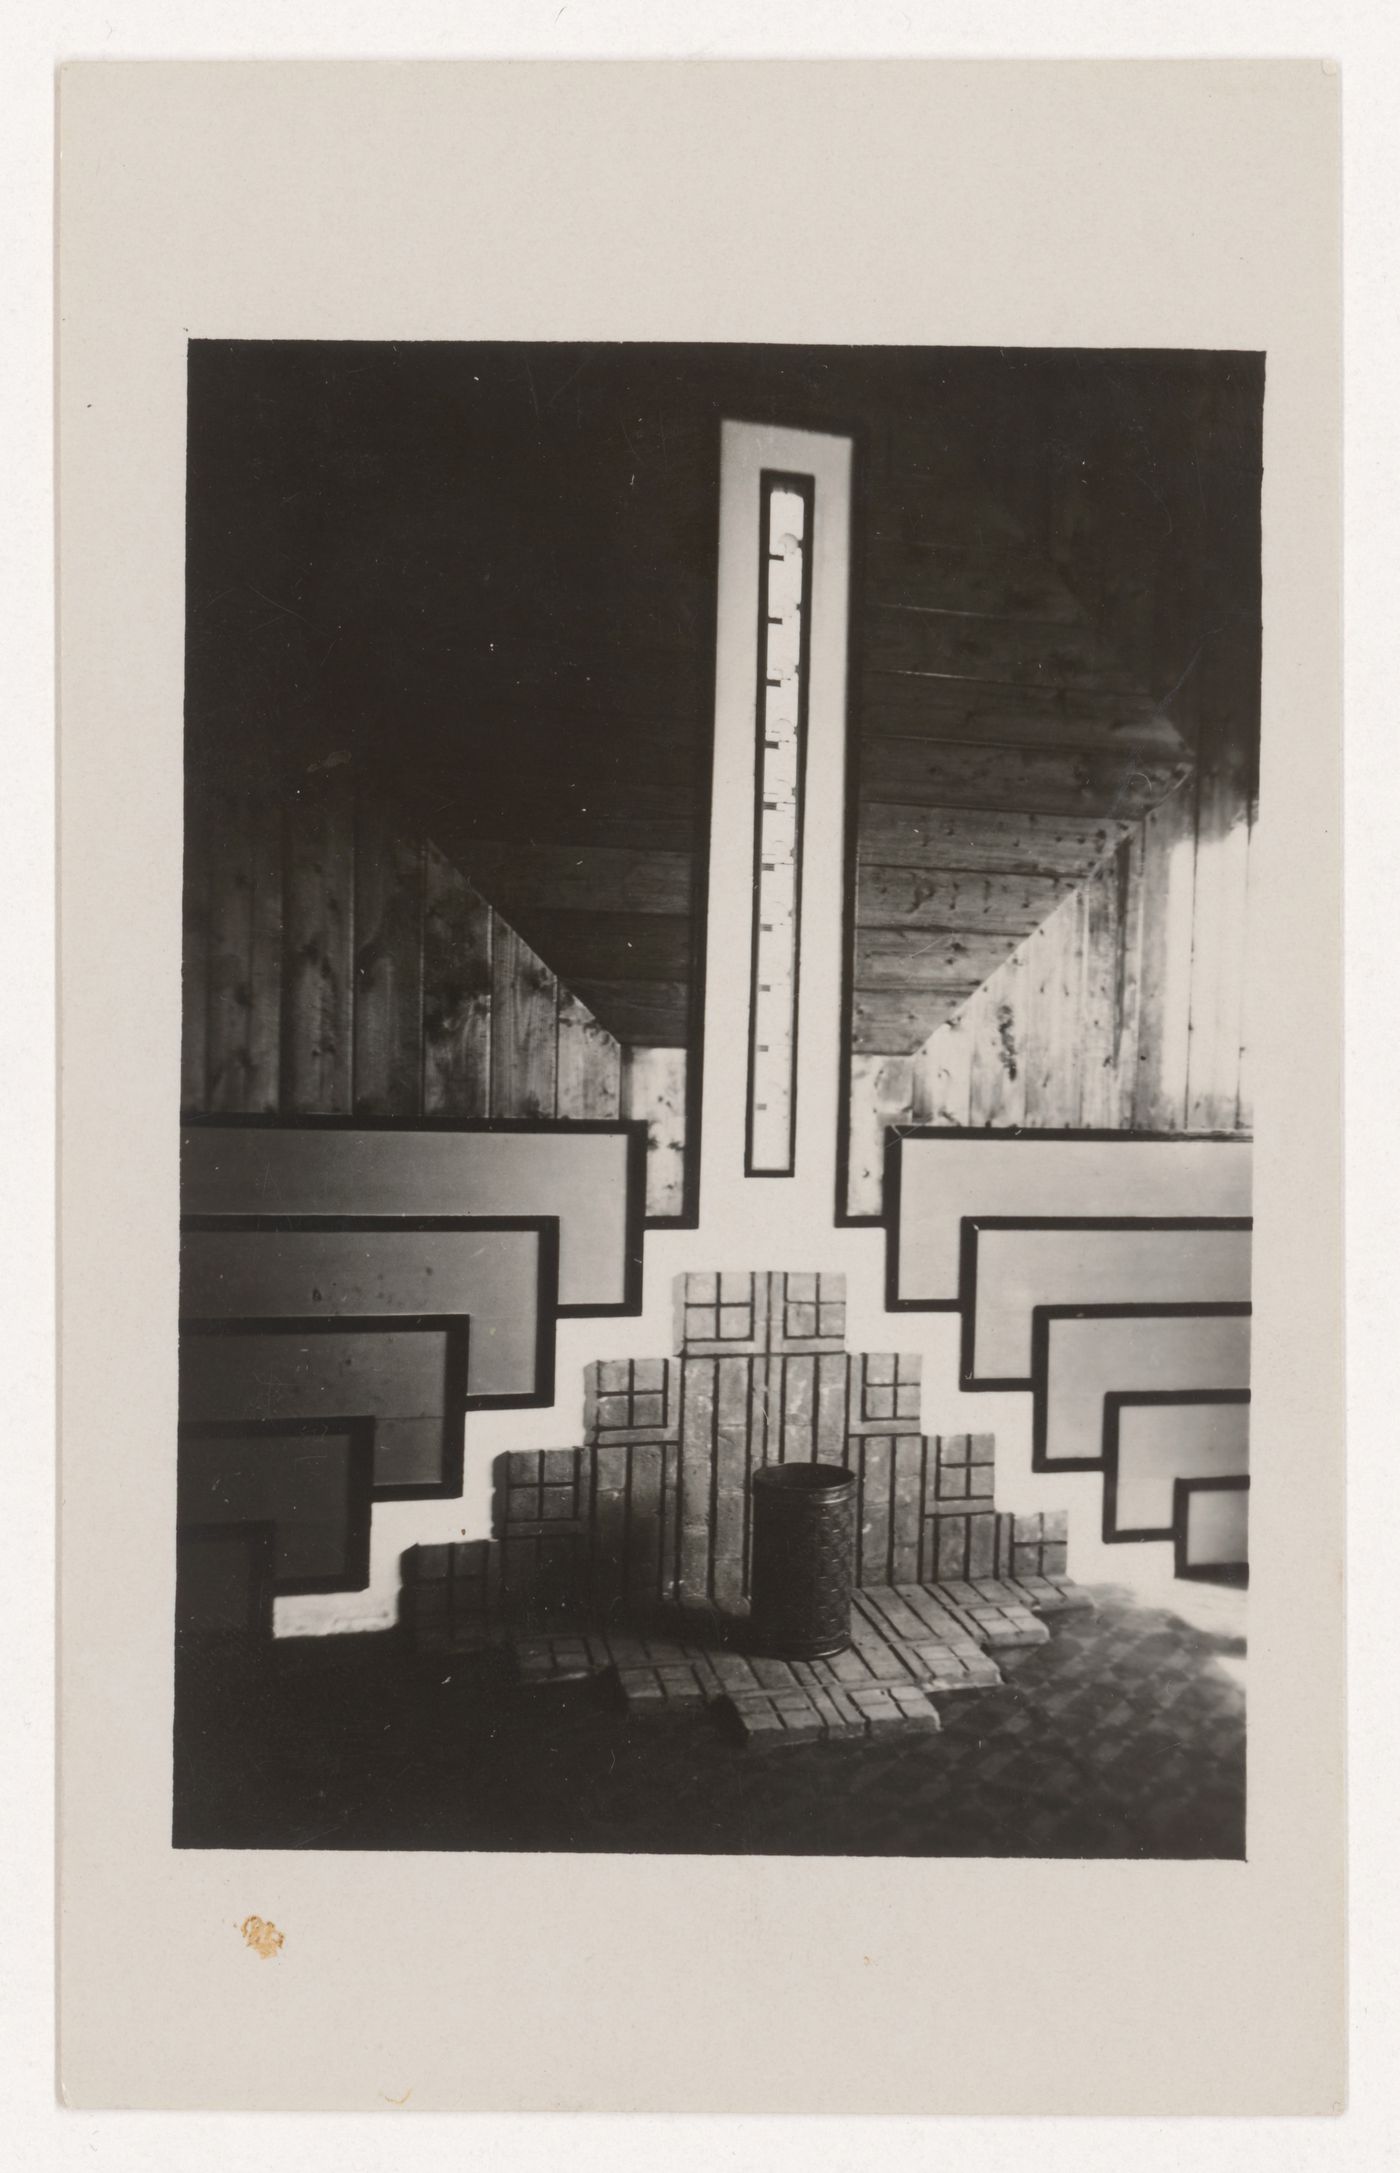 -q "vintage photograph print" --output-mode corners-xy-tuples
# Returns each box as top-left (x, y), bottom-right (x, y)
(174, 340), (1258, 1858)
